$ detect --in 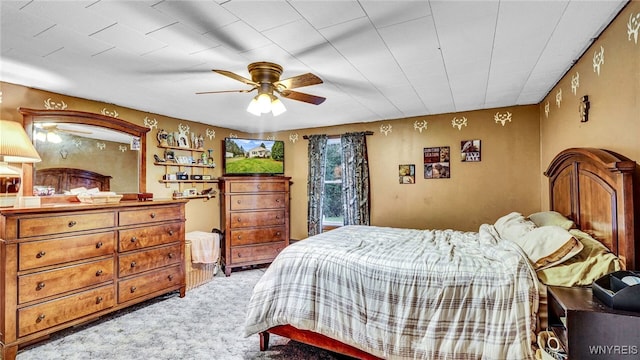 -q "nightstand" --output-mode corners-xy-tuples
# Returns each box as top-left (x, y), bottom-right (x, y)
(547, 286), (640, 359)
